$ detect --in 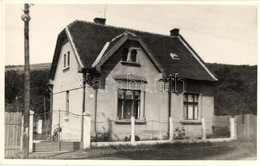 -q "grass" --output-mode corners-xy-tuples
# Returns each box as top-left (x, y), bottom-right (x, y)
(28, 140), (257, 160)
